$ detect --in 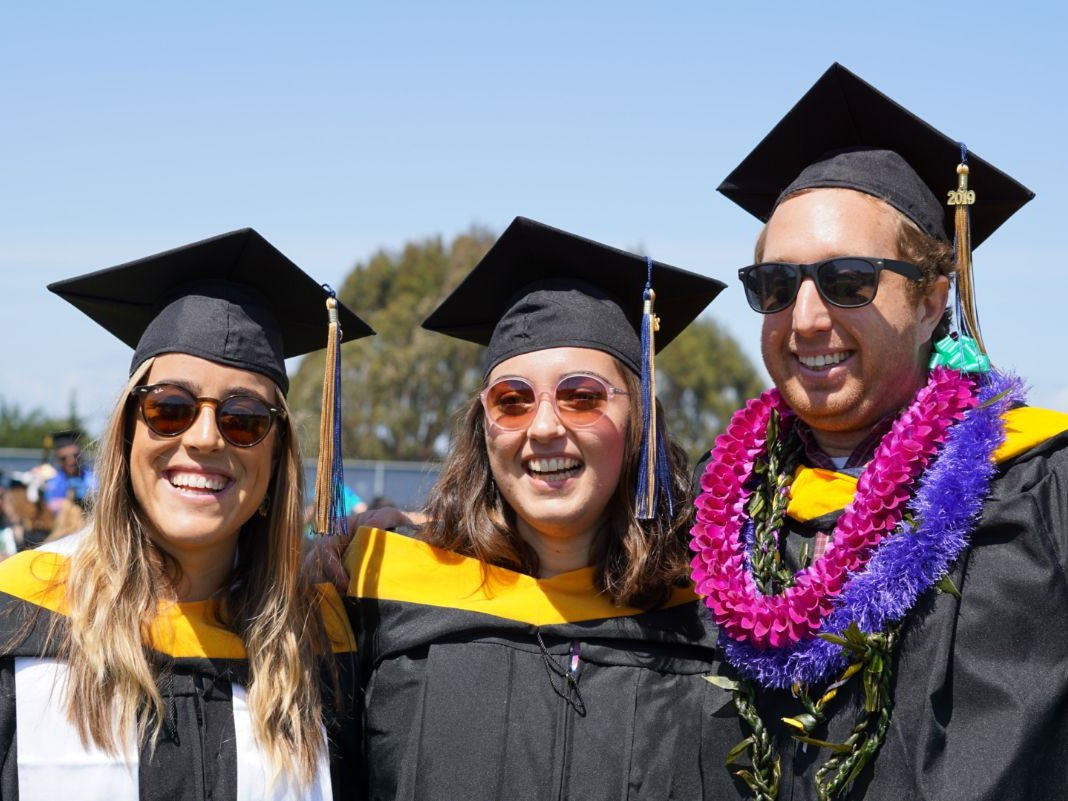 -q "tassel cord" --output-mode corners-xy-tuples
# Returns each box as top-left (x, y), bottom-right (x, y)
(634, 256), (673, 520)
(313, 290), (349, 537)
